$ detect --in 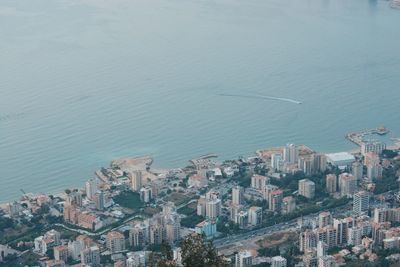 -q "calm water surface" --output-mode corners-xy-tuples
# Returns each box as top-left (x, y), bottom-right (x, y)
(0, 0), (399, 202)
